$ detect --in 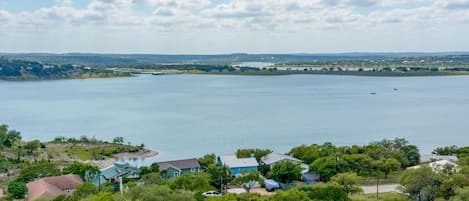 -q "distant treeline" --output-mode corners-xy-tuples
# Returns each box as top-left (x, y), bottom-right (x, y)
(2, 53), (469, 67)
(0, 58), (130, 80)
